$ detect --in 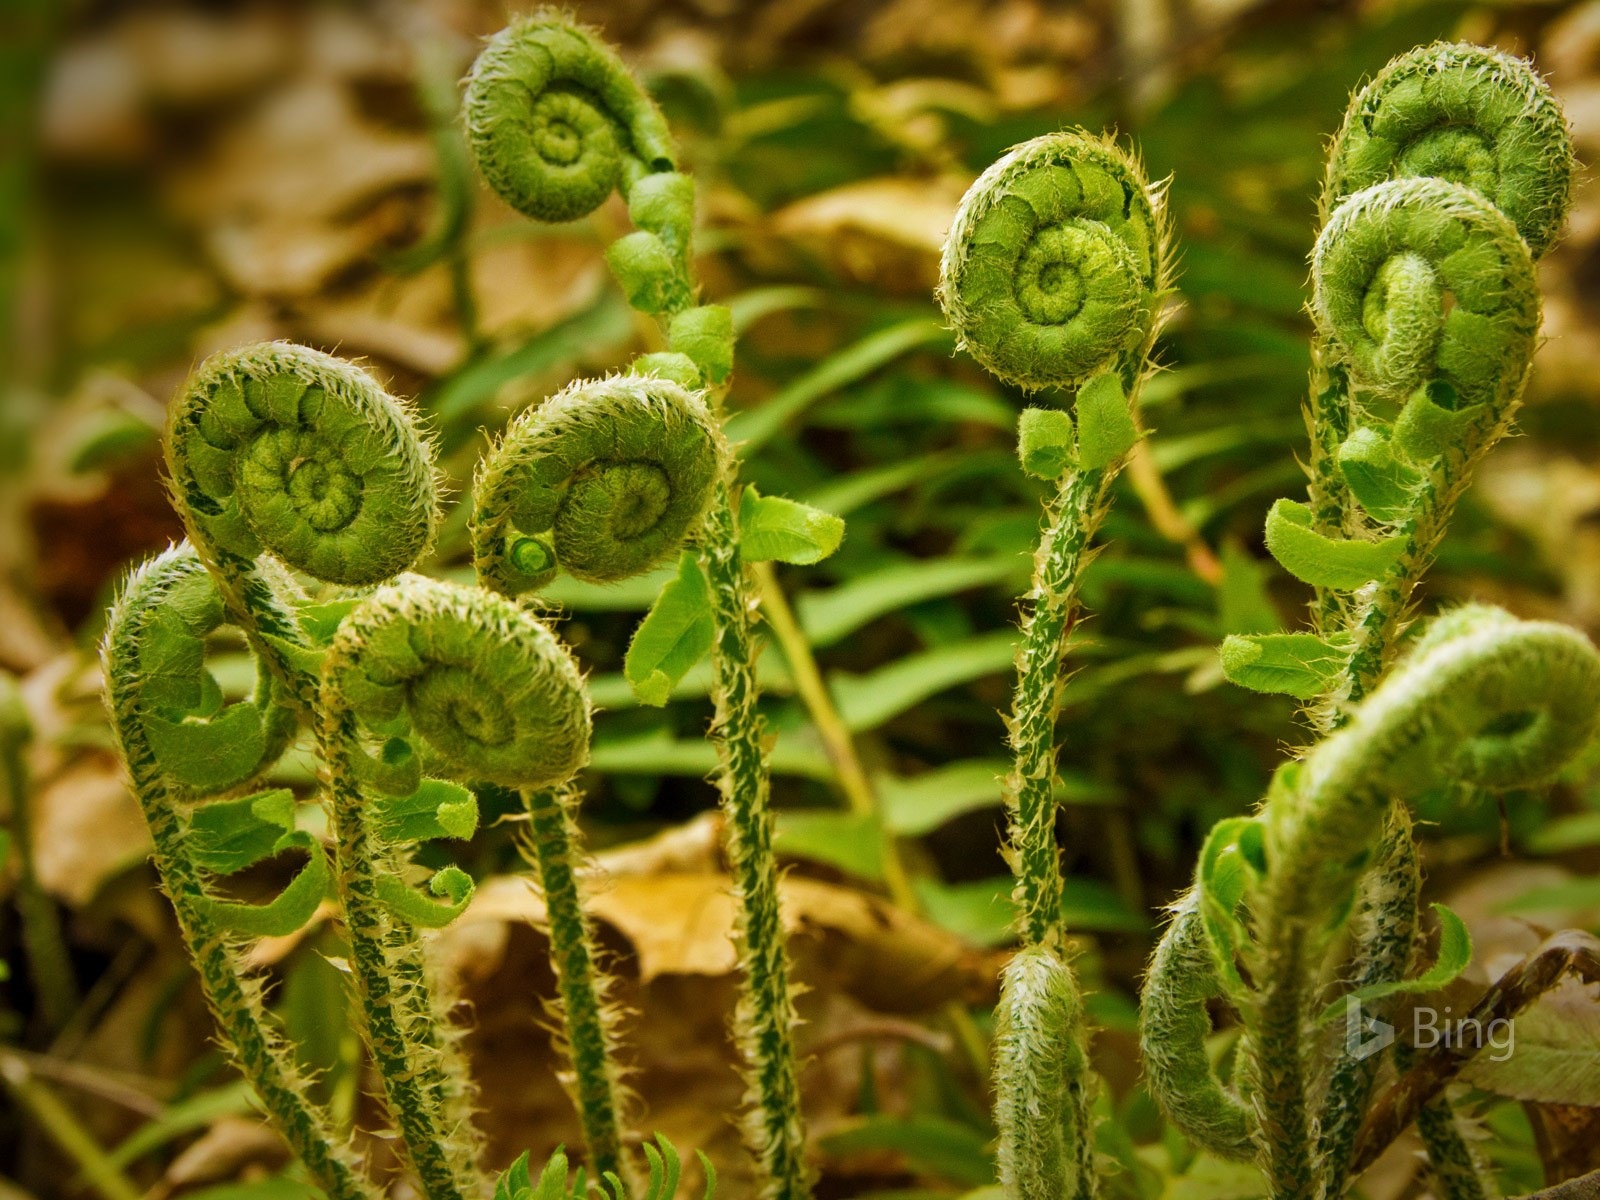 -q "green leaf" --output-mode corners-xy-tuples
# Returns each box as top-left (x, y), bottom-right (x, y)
(626, 552), (715, 706)
(144, 700), (269, 792)
(1196, 816), (1263, 998)
(915, 876), (1143, 947)
(299, 596), (361, 644)
(536, 565), (677, 612)
(1337, 427), (1420, 523)
(1075, 370), (1139, 469)
(1220, 632), (1350, 699)
(1263, 498), (1406, 589)
(257, 630), (328, 681)
(724, 318), (952, 452)
(374, 778), (479, 843)
(1163, 1153), (1267, 1200)
(738, 487), (845, 565)
(187, 789), (297, 875)
(818, 1114), (995, 1188)
(376, 865), (475, 928)
(775, 811), (884, 880)
(879, 759), (1115, 836)
(1318, 904), (1473, 1024)
(796, 557), (1023, 647)
(1392, 381), (1485, 462)
(1217, 541), (1280, 636)
(590, 727), (832, 780)
(829, 631), (1017, 731)
(1017, 407), (1075, 479)
(108, 1080), (255, 1169)
(496, 1151), (534, 1200)
(195, 831), (330, 938)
